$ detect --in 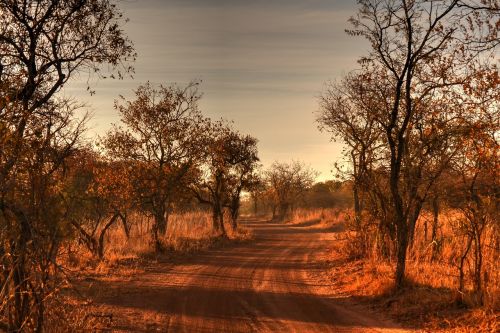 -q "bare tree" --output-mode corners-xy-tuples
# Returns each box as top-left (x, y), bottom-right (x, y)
(446, 82), (499, 305)
(318, 70), (383, 228)
(451, 137), (498, 305)
(265, 161), (317, 221)
(347, 0), (499, 287)
(0, 0), (135, 187)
